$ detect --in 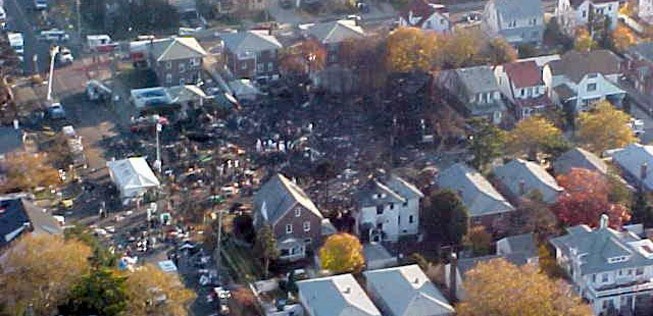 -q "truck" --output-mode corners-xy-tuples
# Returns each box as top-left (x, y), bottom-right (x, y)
(86, 34), (118, 53)
(34, 0), (47, 10)
(7, 32), (24, 61)
(62, 125), (87, 168)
